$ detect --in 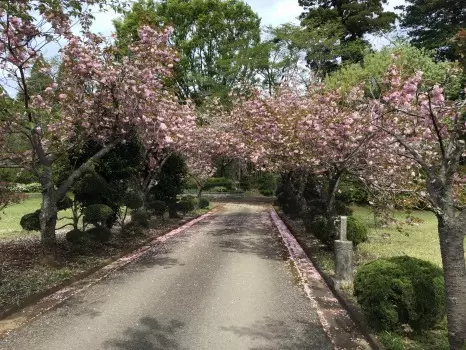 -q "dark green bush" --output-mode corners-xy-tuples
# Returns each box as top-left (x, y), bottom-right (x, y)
(131, 209), (150, 228)
(122, 221), (144, 236)
(66, 229), (89, 244)
(87, 226), (112, 242)
(177, 197), (196, 214)
(83, 204), (113, 227)
(210, 186), (228, 193)
(347, 216), (368, 246)
(20, 210), (41, 231)
(57, 196), (73, 211)
(258, 173), (277, 196)
(203, 177), (233, 191)
(148, 200), (167, 217)
(303, 215), (333, 244)
(335, 200), (353, 216)
(124, 191), (143, 210)
(354, 256), (445, 332)
(198, 197), (209, 209)
(336, 178), (369, 205)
